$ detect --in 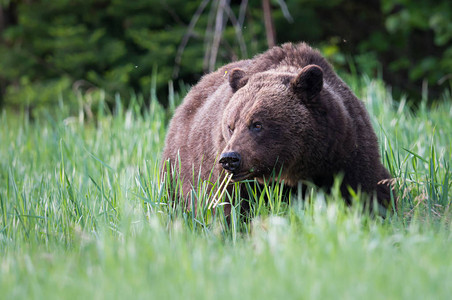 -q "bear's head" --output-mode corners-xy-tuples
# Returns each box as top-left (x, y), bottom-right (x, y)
(219, 64), (333, 185)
